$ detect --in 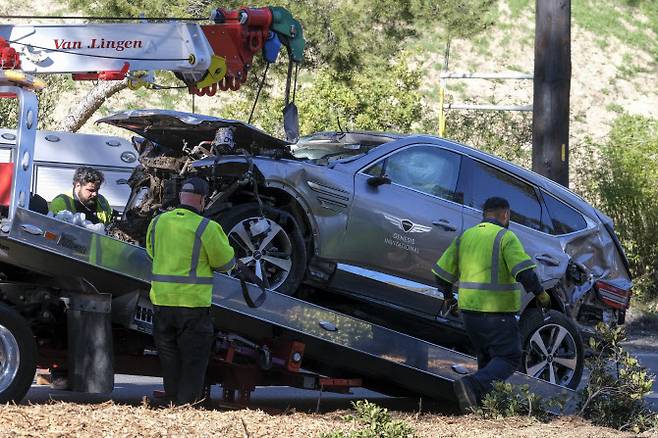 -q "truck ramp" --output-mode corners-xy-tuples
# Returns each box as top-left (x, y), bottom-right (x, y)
(2, 207), (575, 412)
